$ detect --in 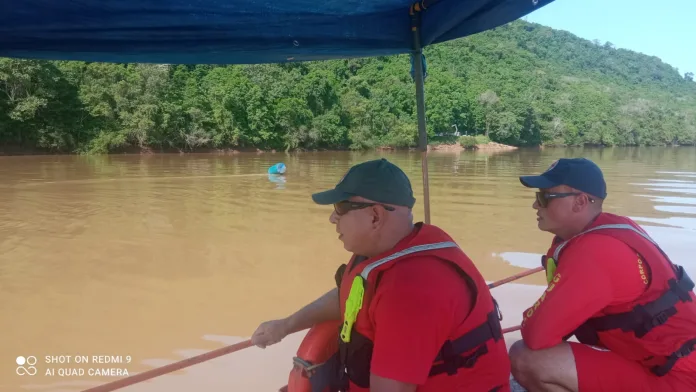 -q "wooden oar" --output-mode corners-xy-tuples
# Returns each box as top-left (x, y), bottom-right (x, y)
(490, 267), (545, 336)
(81, 339), (253, 392)
(83, 267), (544, 391)
(488, 266), (545, 289)
(503, 325), (522, 334)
